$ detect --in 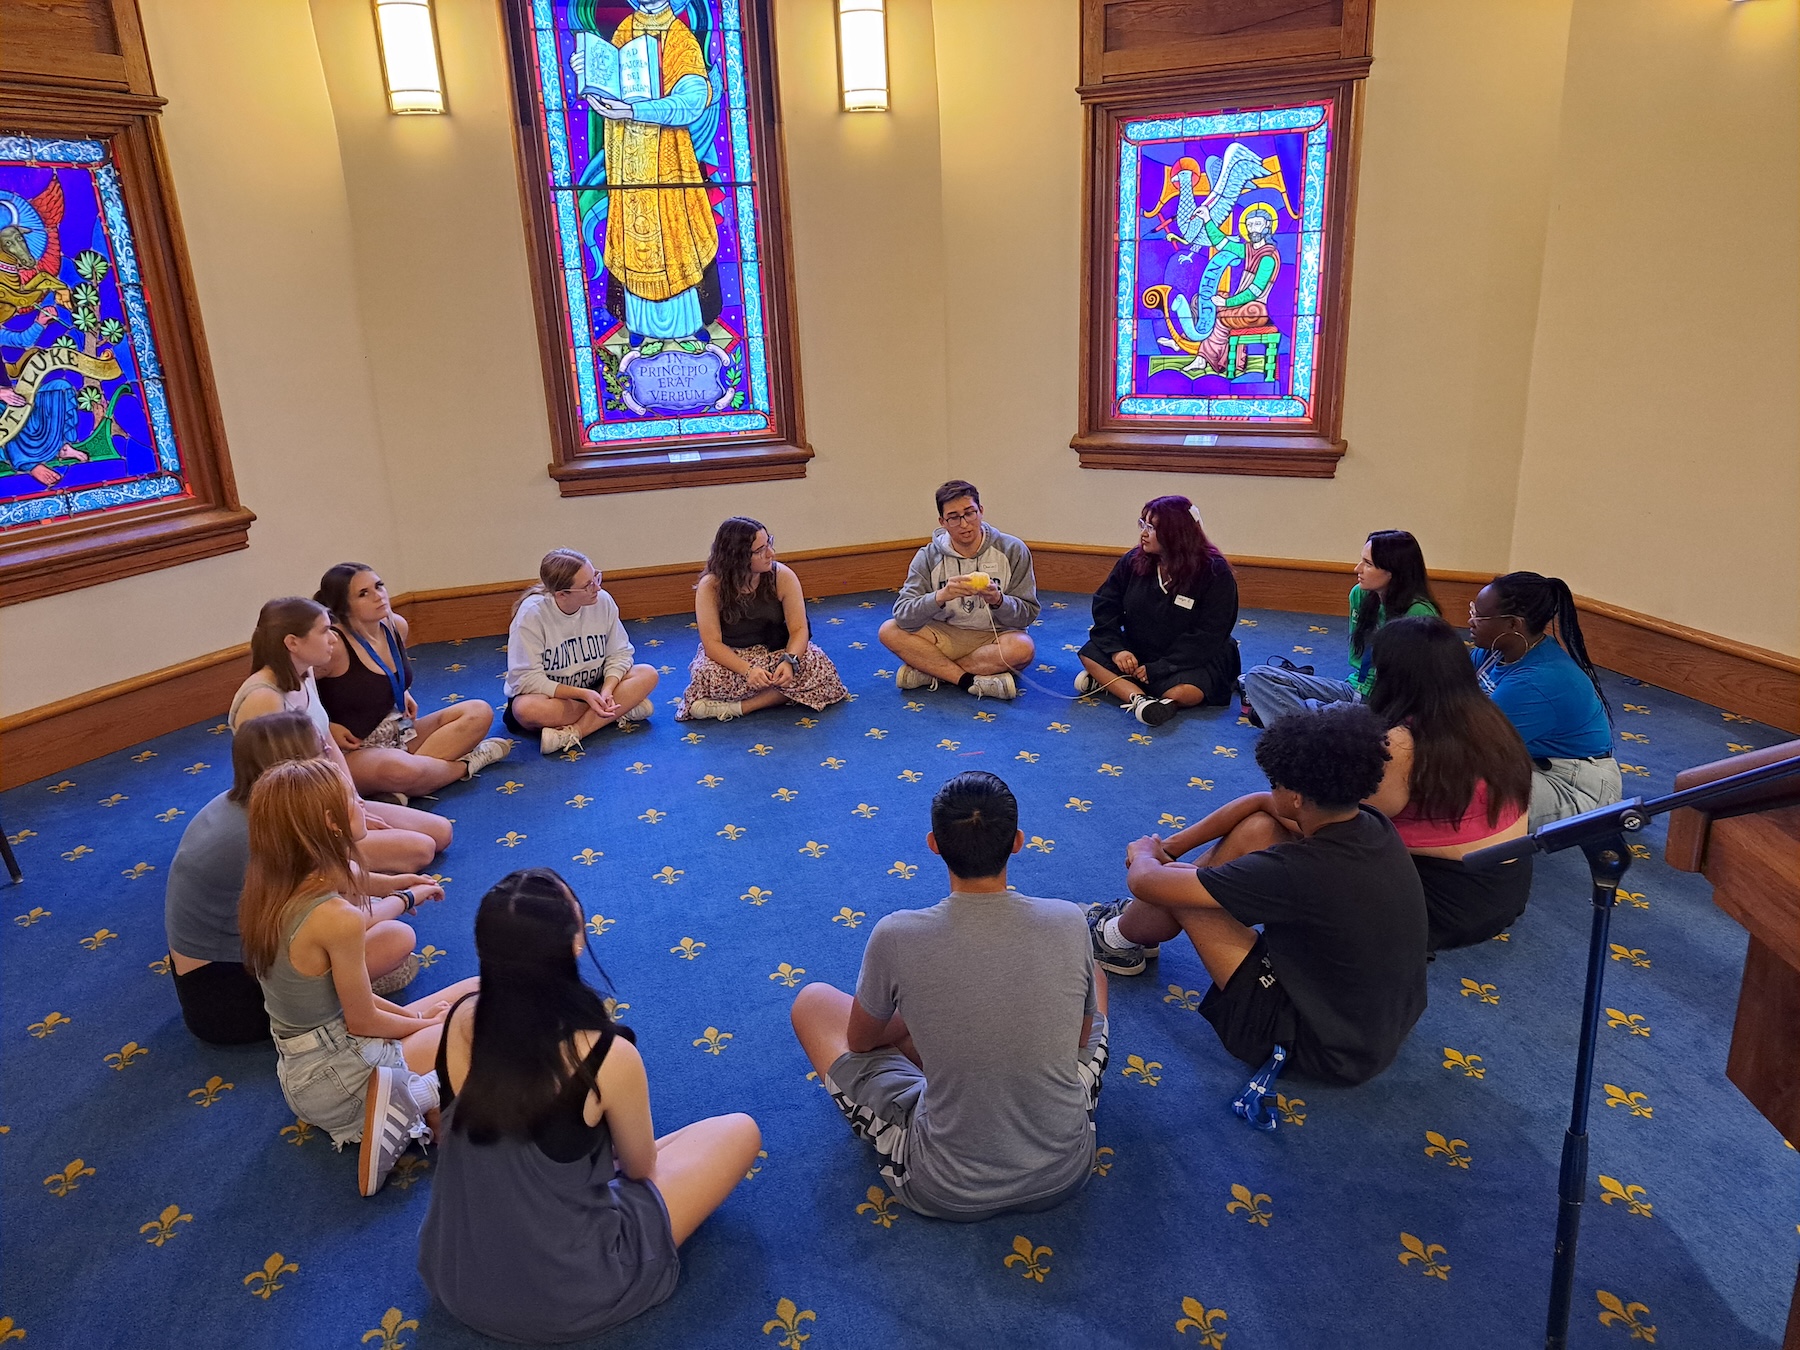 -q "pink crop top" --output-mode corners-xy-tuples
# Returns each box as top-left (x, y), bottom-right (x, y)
(1389, 779), (1524, 850)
